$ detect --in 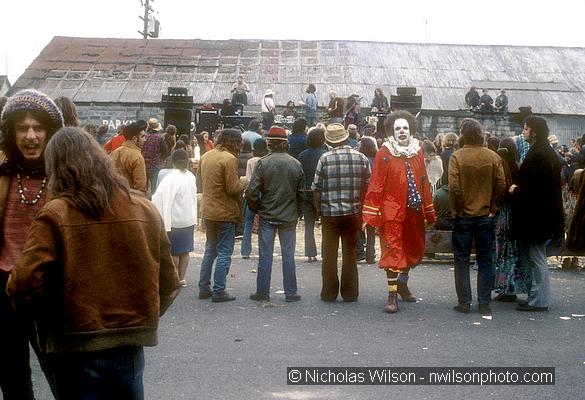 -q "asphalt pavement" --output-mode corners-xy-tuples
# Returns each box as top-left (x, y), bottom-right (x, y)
(28, 226), (585, 400)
